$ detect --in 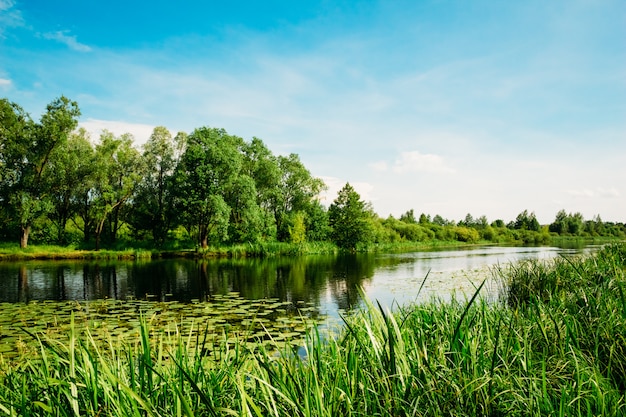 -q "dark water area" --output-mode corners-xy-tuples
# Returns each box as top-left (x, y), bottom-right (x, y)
(0, 245), (596, 318)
